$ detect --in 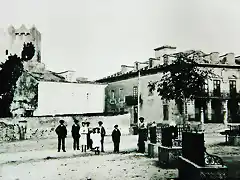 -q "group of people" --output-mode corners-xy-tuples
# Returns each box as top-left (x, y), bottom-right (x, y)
(55, 119), (121, 154)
